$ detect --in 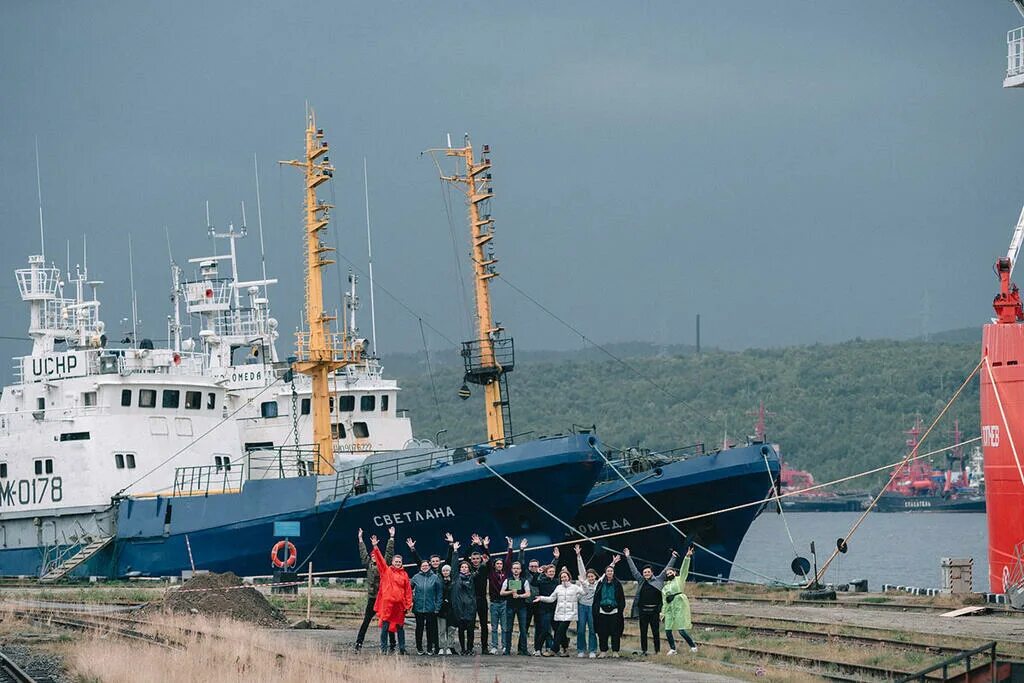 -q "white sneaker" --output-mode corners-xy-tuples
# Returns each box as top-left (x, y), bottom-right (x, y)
(666, 649), (677, 655)
(690, 646), (698, 653)
(489, 647), (498, 655)
(531, 650), (541, 657)
(577, 652), (585, 658)
(612, 652), (620, 658)
(588, 652), (596, 659)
